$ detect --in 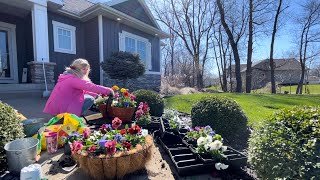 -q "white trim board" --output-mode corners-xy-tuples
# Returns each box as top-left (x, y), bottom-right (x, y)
(98, 15), (104, 85)
(52, 20), (76, 54)
(0, 21), (18, 83)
